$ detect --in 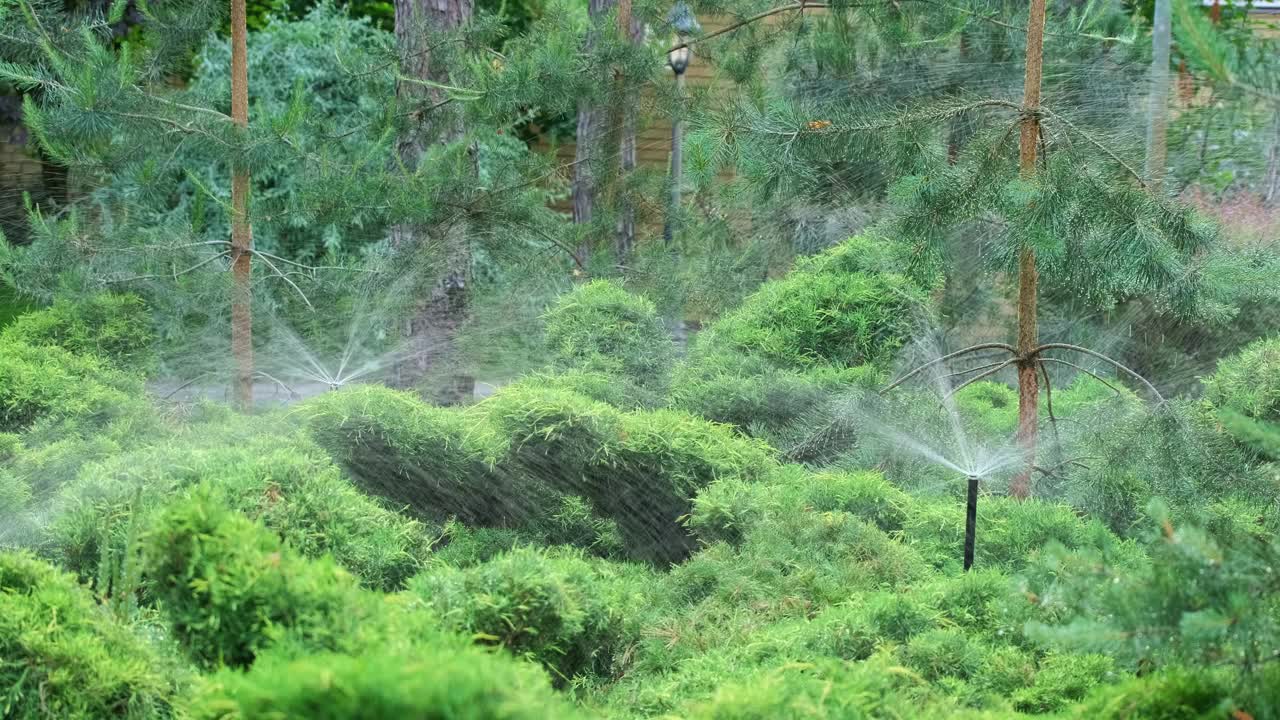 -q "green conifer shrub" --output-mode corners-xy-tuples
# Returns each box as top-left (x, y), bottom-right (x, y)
(1024, 501), (1280, 679)
(1011, 653), (1116, 713)
(142, 491), (371, 669)
(0, 341), (149, 434)
(0, 551), (177, 719)
(485, 384), (776, 564)
(690, 466), (911, 546)
(900, 496), (1117, 571)
(692, 238), (932, 371)
(184, 645), (585, 720)
(0, 294), (155, 371)
(409, 546), (647, 683)
(50, 423), (434, 591)
(678, 654), (982, 720)
(298, 385), (511, 526)
(1204, 335), (1280, 423)
(904, 628), (986, 681)
(542, 280), (674, 392)
(1069, 669), (1234, 720)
